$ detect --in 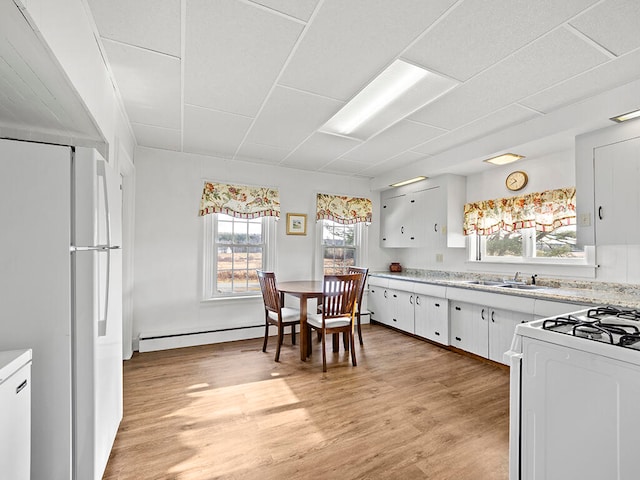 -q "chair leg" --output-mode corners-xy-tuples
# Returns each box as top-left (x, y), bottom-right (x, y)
(321, 330), (327, 372)
(317, 330), (321, 342)
(262, 321), (269, 353)
(291, 324), (296, 345)
(274, 324), (284, 362)
(350, 329), (357, 367)
(332, 333), (339, 353)
(307, 326), (312, 358)
(357, 313), (364, 346)
(343, 331), (349, 351)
